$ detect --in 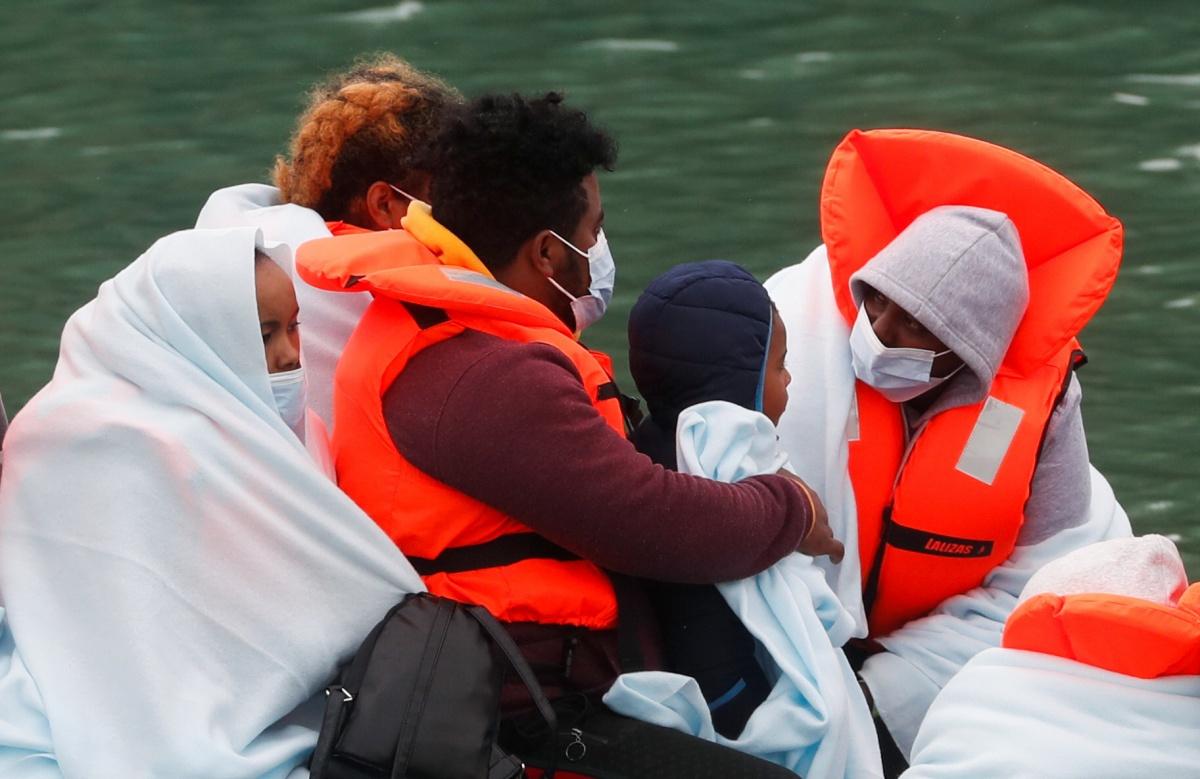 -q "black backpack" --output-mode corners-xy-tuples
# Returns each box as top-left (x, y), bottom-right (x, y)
(309, 592), (557, 779)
